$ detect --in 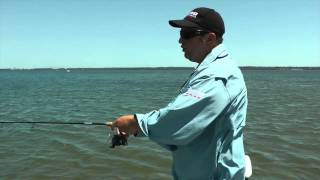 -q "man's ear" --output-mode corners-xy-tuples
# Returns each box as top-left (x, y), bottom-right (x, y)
(204, 32), (219, 47)
(207, 32), (217, 43)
